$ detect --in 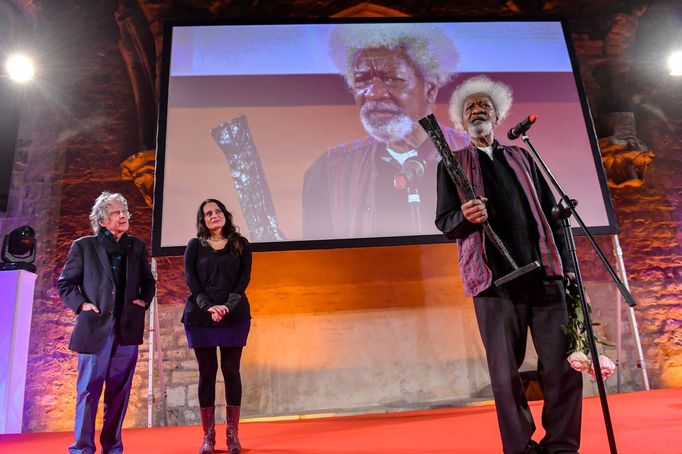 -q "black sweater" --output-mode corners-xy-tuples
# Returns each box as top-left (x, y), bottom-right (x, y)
(182, 237), (252, 327)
